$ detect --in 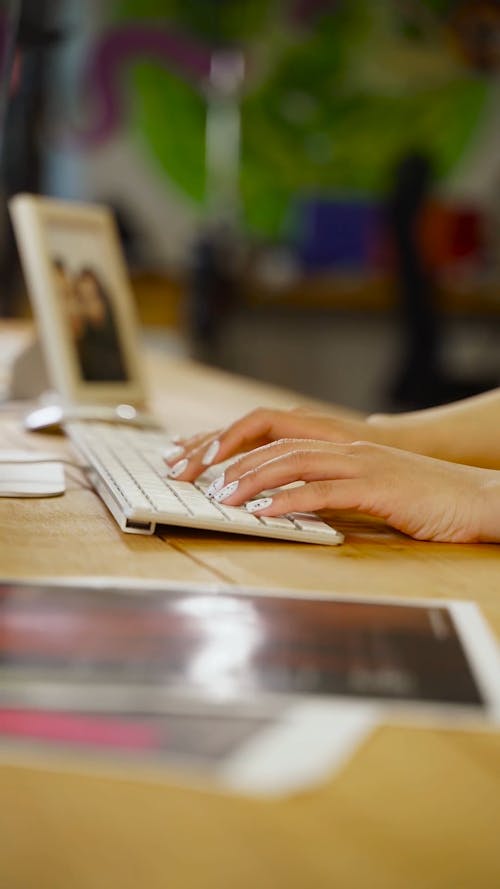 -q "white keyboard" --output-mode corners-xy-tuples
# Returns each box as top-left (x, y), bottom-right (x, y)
(66, 422), (344, 546)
